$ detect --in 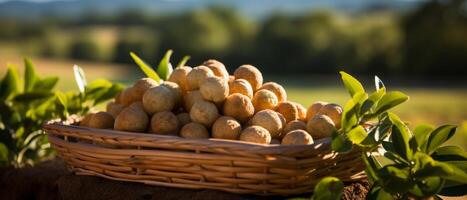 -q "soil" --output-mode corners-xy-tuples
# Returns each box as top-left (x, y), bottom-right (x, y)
(0, 159), (369, 200)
